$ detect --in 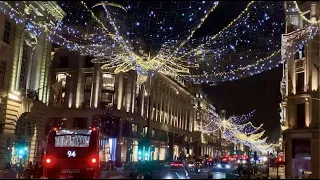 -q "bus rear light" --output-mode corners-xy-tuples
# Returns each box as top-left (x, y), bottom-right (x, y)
(46, 158), (51, 163)
(91, 158), (97, 163)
